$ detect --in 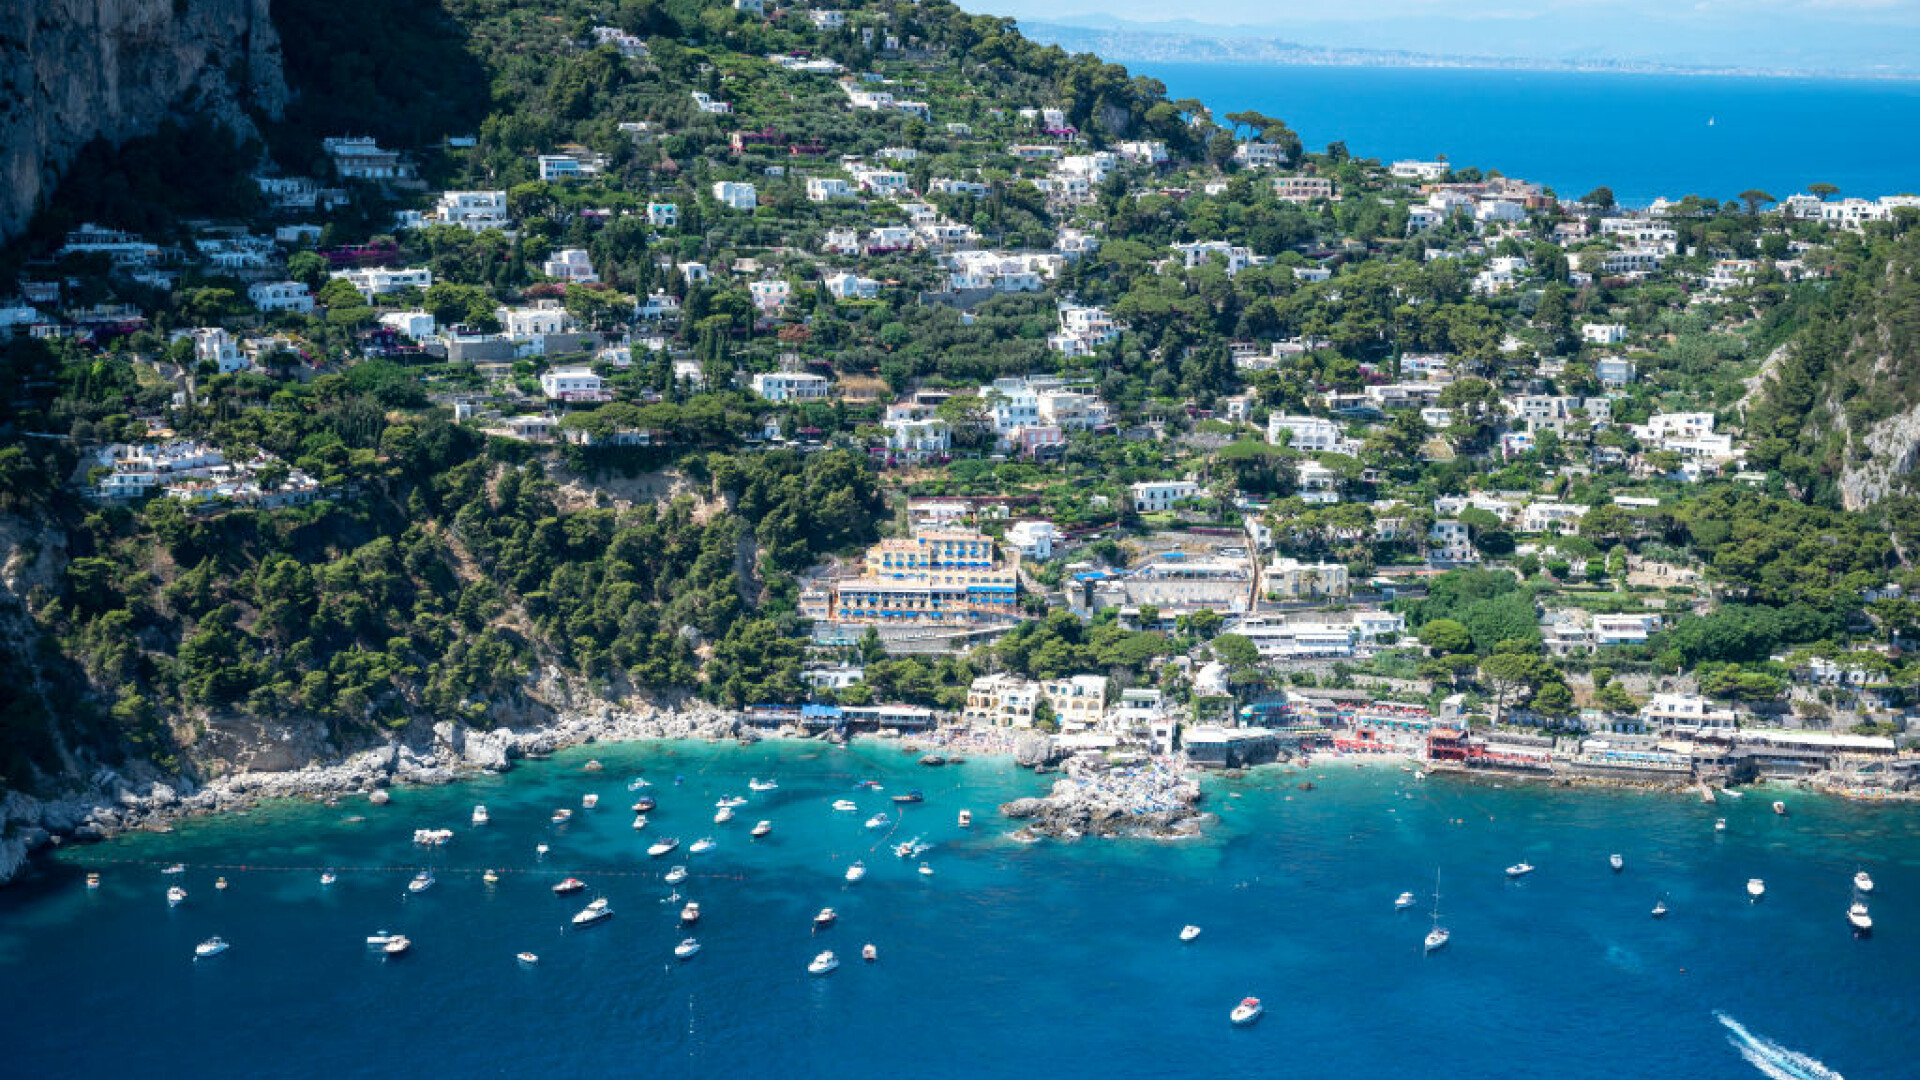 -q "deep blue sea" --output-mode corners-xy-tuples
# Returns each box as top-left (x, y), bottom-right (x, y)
(1131, 63), (1920, 207)
(5, 740), (1917, 1078)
